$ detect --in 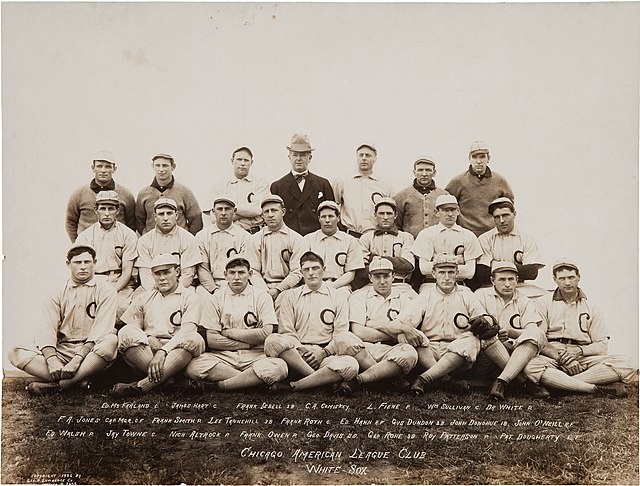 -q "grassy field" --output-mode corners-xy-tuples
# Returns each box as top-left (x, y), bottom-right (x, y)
(1, 374), (637, 485)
